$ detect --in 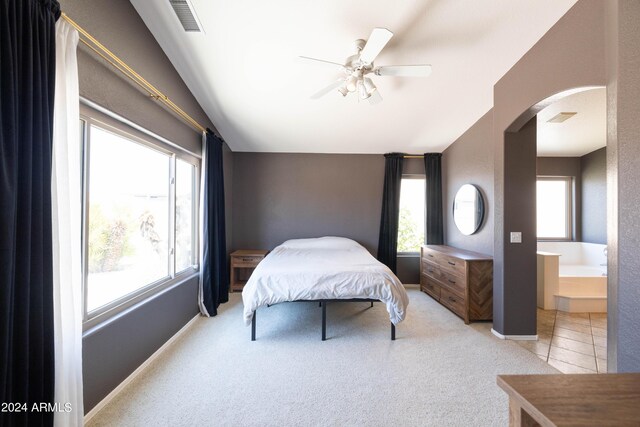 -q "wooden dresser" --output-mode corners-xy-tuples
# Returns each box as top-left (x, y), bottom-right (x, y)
(420, 245), (493, 324)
